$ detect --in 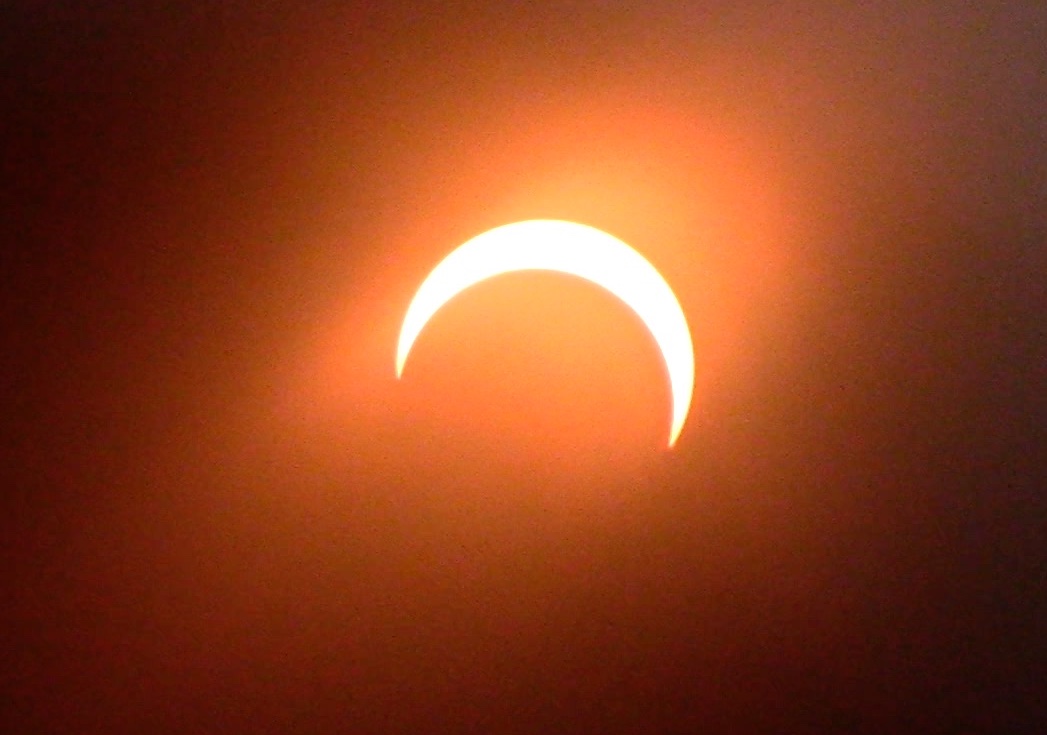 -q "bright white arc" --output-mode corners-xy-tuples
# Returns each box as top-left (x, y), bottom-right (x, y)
(396, 220), (695, 447)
